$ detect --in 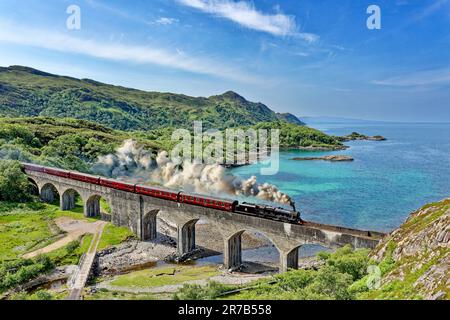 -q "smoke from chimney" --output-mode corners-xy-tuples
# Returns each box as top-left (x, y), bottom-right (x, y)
(92, 139), (292, 205)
